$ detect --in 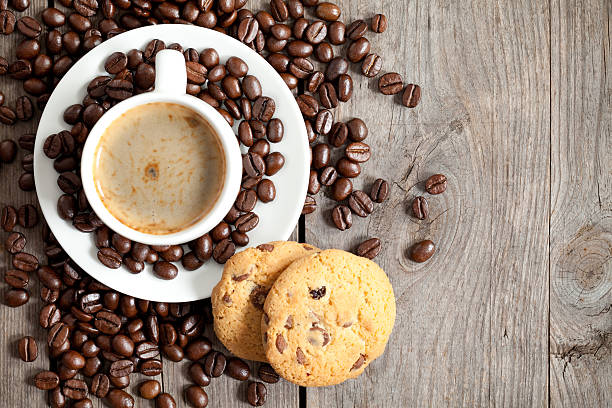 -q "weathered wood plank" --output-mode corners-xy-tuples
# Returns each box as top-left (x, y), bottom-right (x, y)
(549, 0), (612, 406)
(489, 0), (551, 407)
(0, 1), (50, 407)
(306, 0), (496, 406)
